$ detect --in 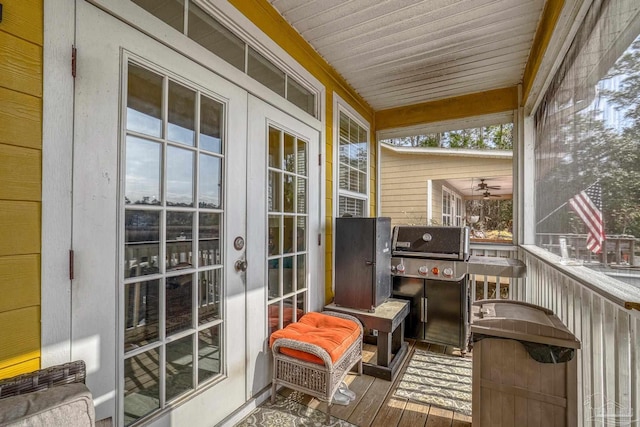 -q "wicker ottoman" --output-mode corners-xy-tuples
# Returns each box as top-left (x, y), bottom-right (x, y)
(270, 311), (363, 423)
